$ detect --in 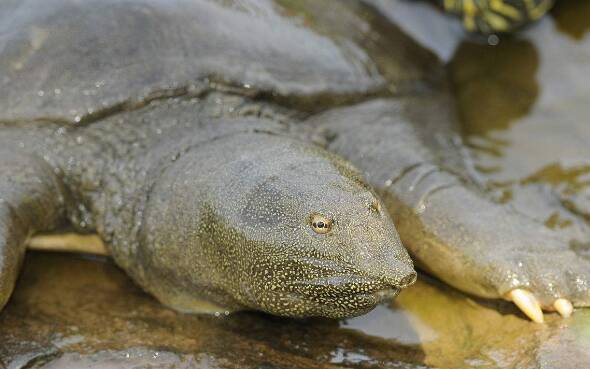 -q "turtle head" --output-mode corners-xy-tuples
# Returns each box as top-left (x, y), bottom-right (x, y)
(231, 145), (416, 318)
(137, 133), (415, 318)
